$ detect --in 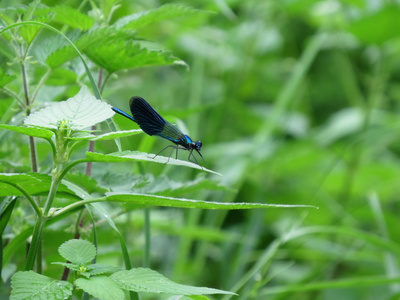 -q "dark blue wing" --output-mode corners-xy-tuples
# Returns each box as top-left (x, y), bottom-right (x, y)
(130, 96), (167, 136)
